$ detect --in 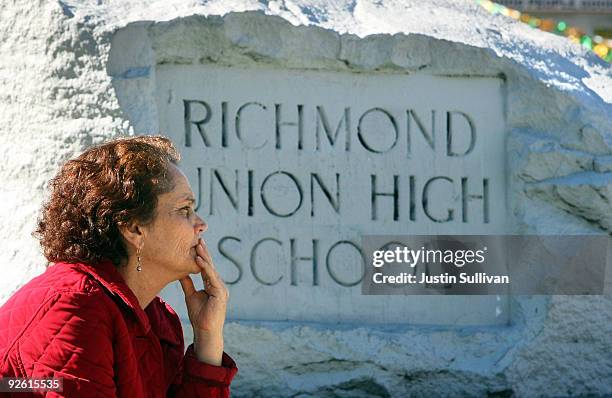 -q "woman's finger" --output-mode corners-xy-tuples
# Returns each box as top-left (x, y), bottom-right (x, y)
(195, 254), (223, 287)
(195, 255), (227, 300)
(196, 239), (214, 266)
(196, 240), (222, 276)
(179, 276), (196, 296)
(194, 239), (228, 298)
